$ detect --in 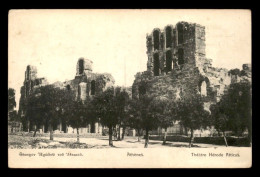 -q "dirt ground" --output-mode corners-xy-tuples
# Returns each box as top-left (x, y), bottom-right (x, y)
(8, 133), (237, 149)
